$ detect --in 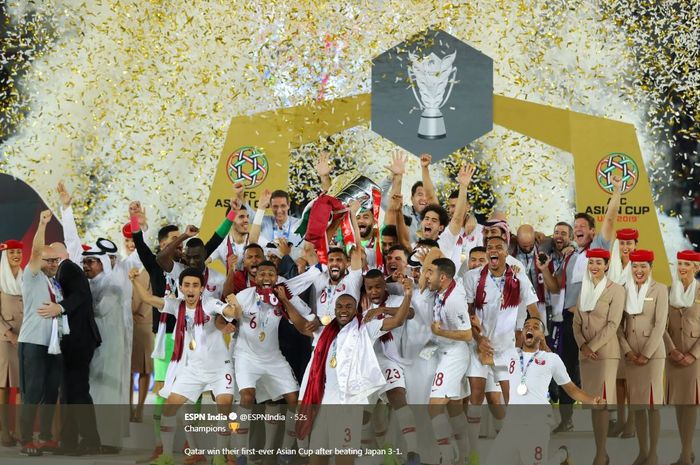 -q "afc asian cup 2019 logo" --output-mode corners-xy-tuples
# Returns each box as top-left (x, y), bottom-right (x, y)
(595, 152), (639, 195)
(226, 146), (269, 188)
